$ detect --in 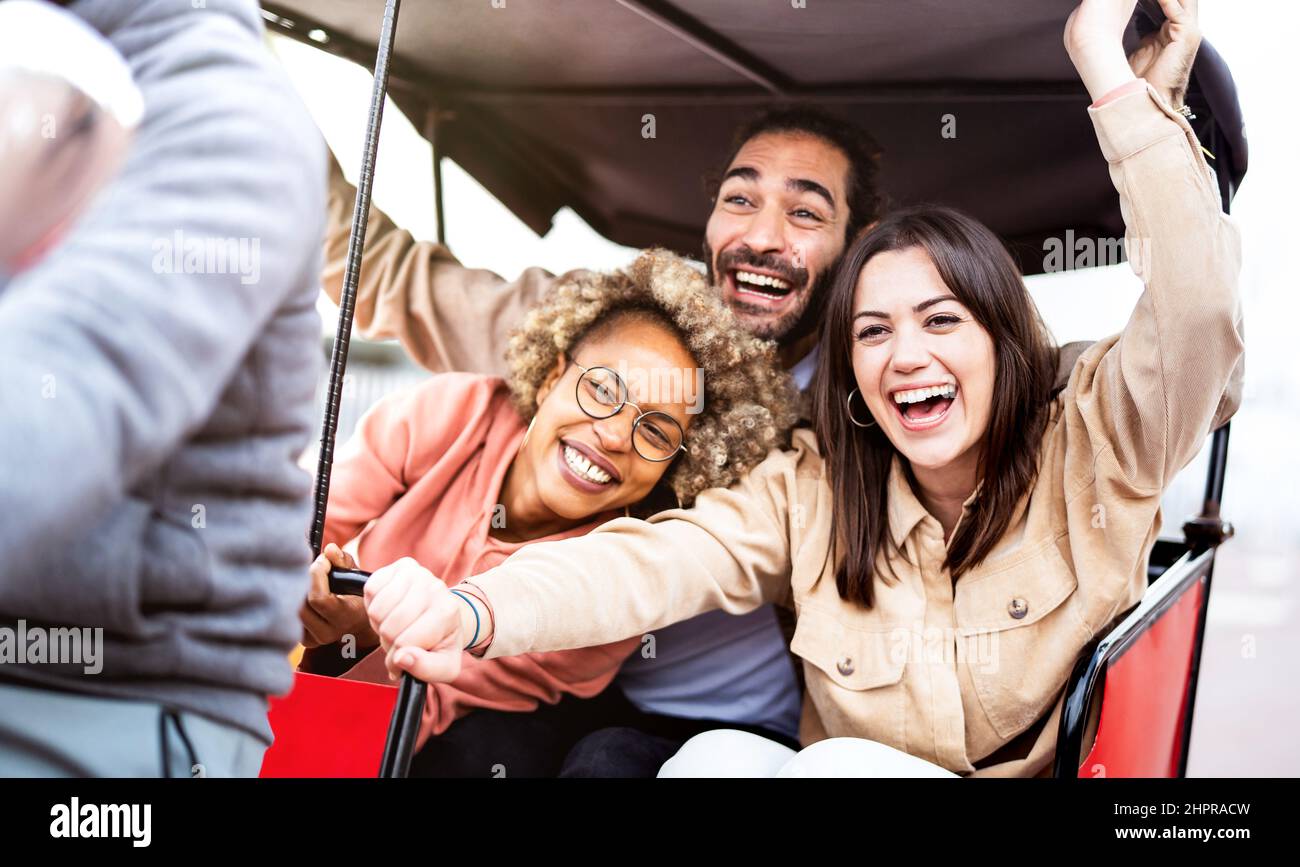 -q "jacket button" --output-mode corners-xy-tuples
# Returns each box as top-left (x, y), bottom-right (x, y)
(1008, 598), (1029, 619)
(837, 657), (855, 676)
